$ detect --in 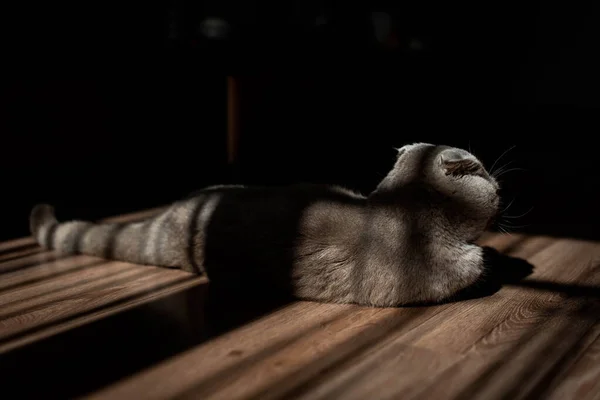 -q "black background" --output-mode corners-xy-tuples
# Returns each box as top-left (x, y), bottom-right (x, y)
(2, 0), (599, 241)
(1, 2), (600, 398)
